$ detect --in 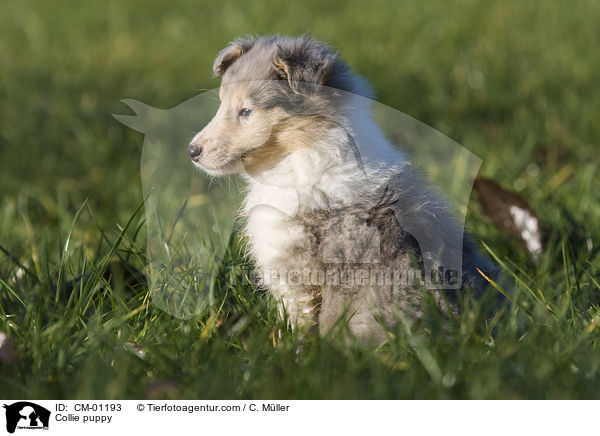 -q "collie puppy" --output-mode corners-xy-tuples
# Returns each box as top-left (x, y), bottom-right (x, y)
(188, 35), (499, 343)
